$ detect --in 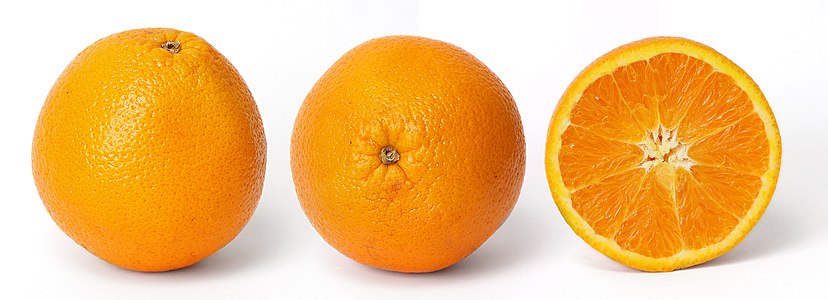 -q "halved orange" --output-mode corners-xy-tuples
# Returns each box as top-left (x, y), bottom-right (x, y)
(545, 37), (781, 271)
